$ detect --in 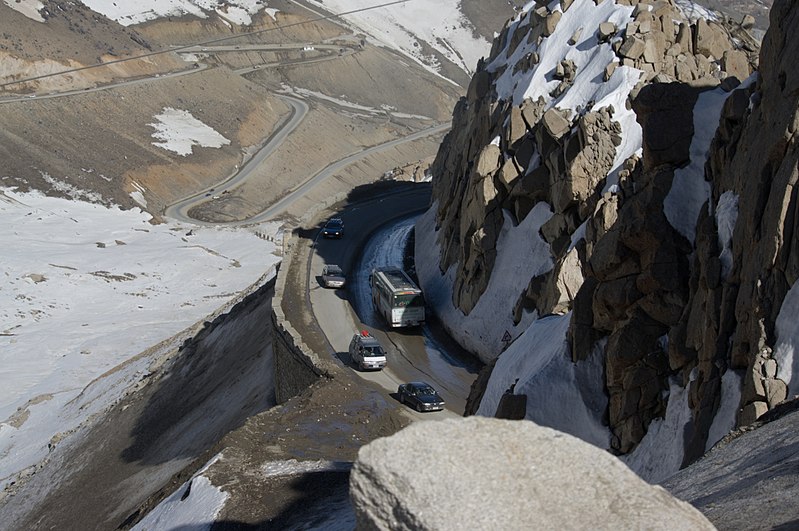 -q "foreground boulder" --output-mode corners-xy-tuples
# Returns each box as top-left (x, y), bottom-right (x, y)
(350, 417), (713, 530)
